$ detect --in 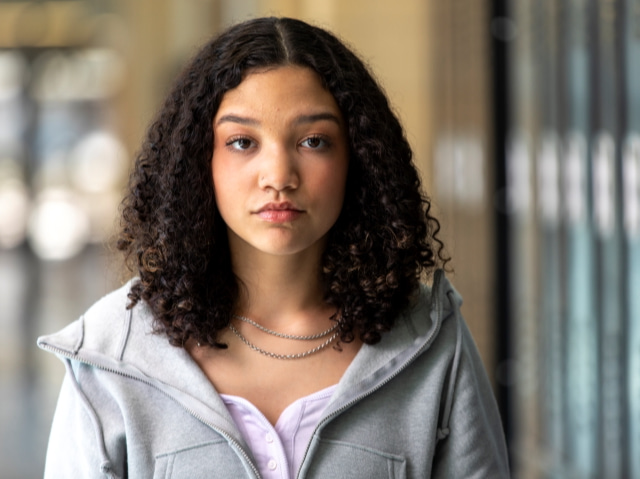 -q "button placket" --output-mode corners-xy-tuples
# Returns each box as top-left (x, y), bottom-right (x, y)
(263, 430), (283, 477)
